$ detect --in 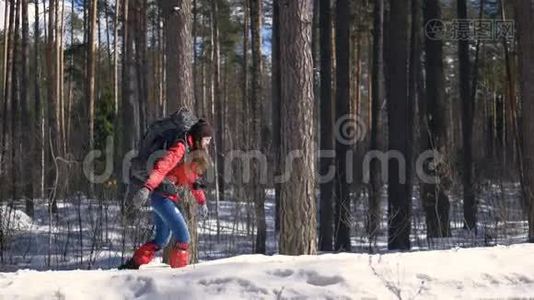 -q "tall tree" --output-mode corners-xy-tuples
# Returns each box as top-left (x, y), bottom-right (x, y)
(318, 0), (334, 252)
(33, 0), (44, 203)
(192, 0), (199, 112)
(0, 0), (14, 261)
(240, 0), (250, 239)
(207, 0), (223, 244)
(119, 0), (143, 223)
(385, 0), (412, 250)
(20, 0), (32, 216)
(11, 0), (20, 205)
(421, 0), (451, 238)
(334, 0), (351, 251)
(48, 0), (62, 209)
(211, 0), (225, 211)
(114, 0), (120, 115)
(1, 1), (13, 203)
(58, 0), (65, 156)
(368, 0), (384, 247)
(458, 0), (476, 231)
(87, 0), (98, 156)
(1, 2), (10, 175)
(160, 0), (193, 109)
(279, 0), (317, 255)
(249, 0), (266, 254)
(272, 0), (282, 233)
(516, 0), (534, 241)
(158, 0), (198, 263)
